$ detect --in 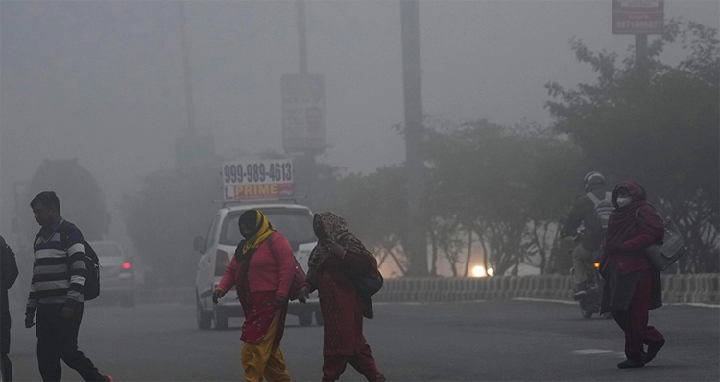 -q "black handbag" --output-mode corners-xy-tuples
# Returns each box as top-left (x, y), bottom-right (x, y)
(336, 231), (384, 298)
(354, 270), (384, 298)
